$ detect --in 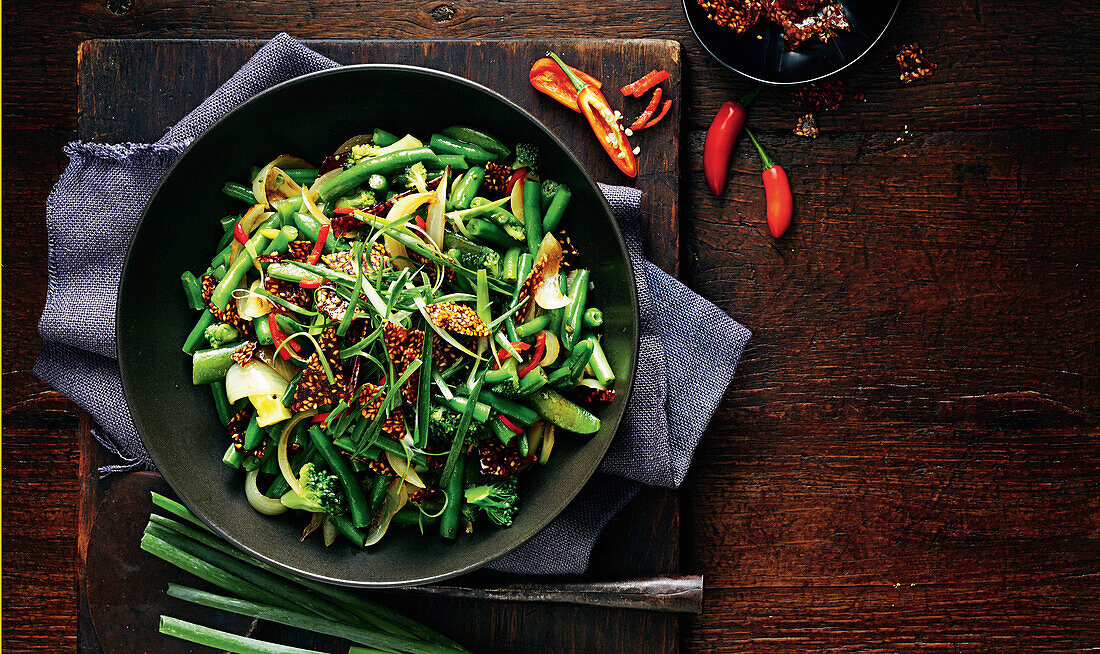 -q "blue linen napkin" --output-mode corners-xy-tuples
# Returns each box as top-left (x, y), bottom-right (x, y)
(36, 34), (750, 574)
